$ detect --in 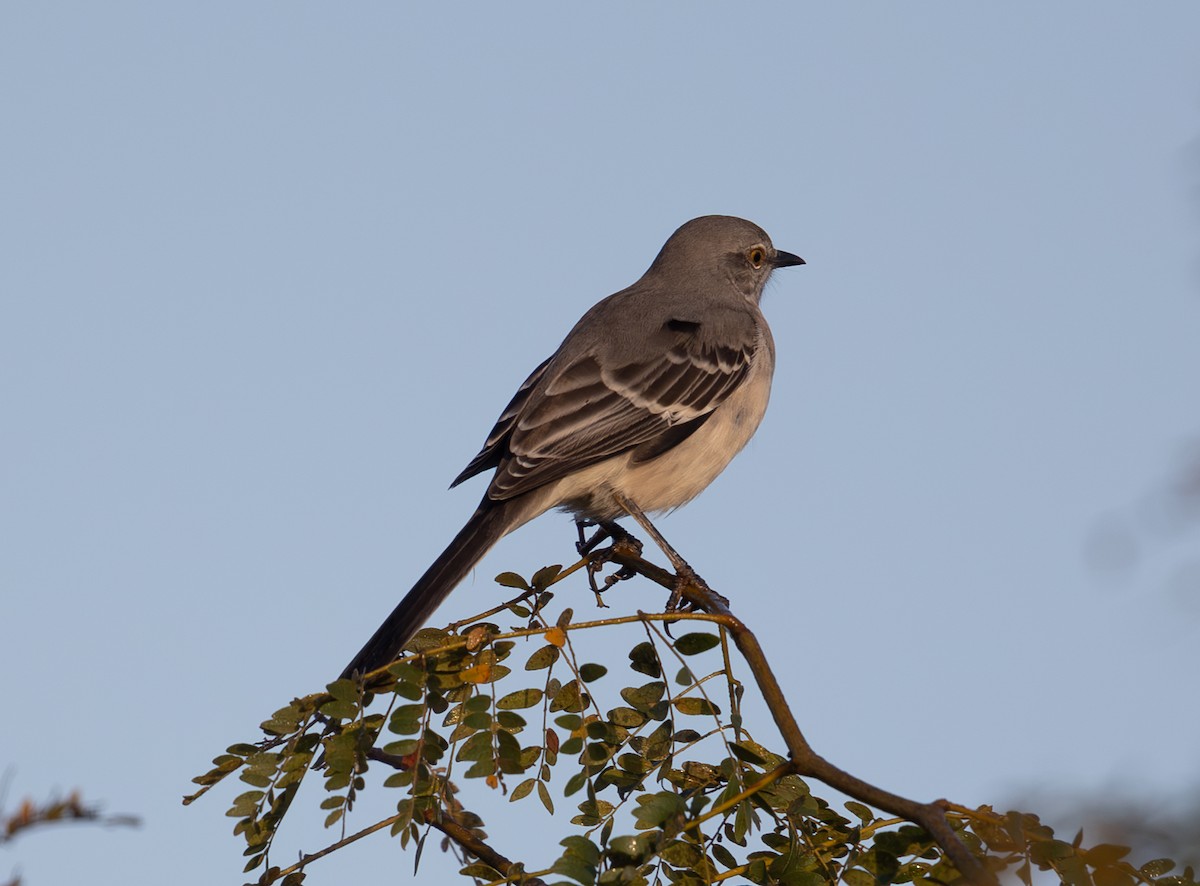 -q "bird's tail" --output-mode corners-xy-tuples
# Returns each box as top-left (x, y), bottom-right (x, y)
(339, 500), (515, 679)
